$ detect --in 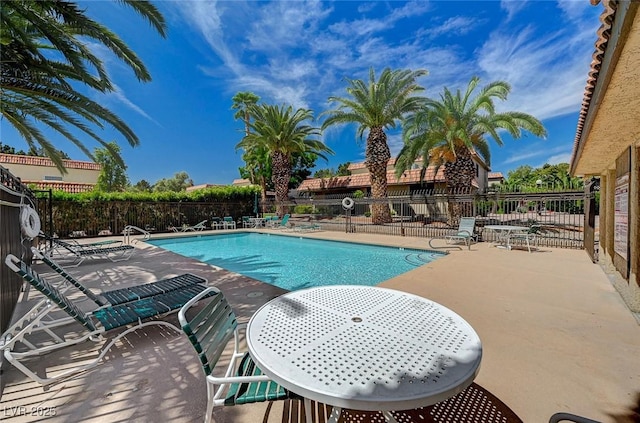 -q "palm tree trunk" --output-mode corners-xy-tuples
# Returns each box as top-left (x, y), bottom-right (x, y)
(444, 146), (476, 225)
(259, 174), (268, 214)
(365, 126), (391, 224)
(272, 151), (290, 217)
